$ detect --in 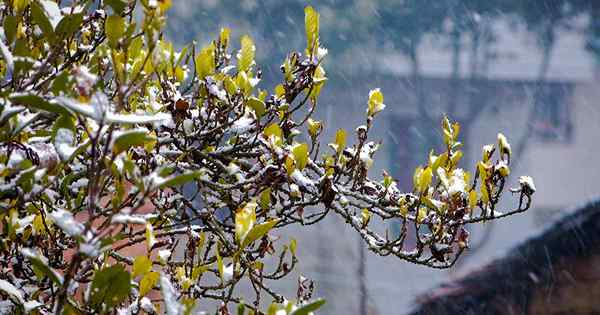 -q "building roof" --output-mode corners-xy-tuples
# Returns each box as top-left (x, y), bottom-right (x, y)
(410, 198), (600, 315)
